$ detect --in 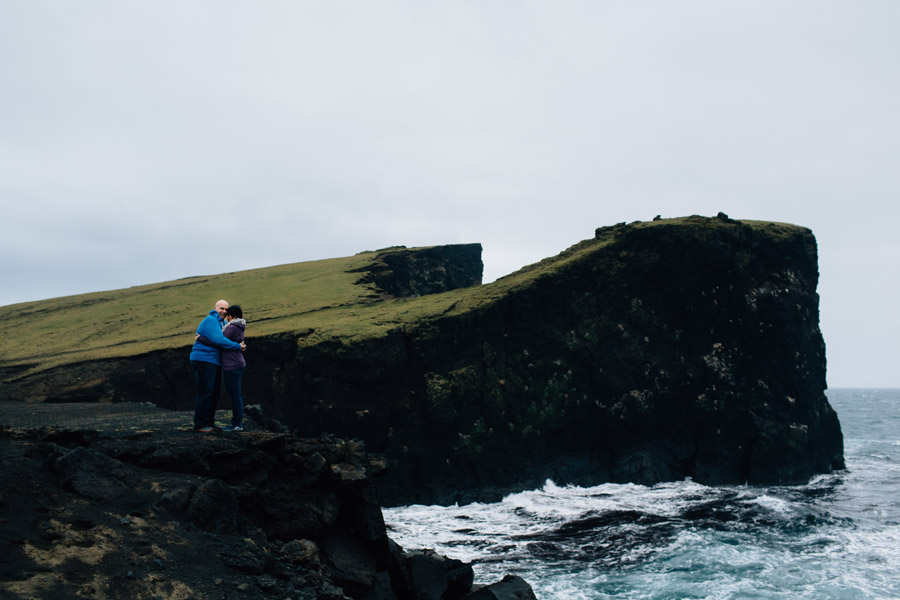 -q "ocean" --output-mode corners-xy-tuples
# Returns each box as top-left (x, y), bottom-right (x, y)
(383, 389), (900, 599)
